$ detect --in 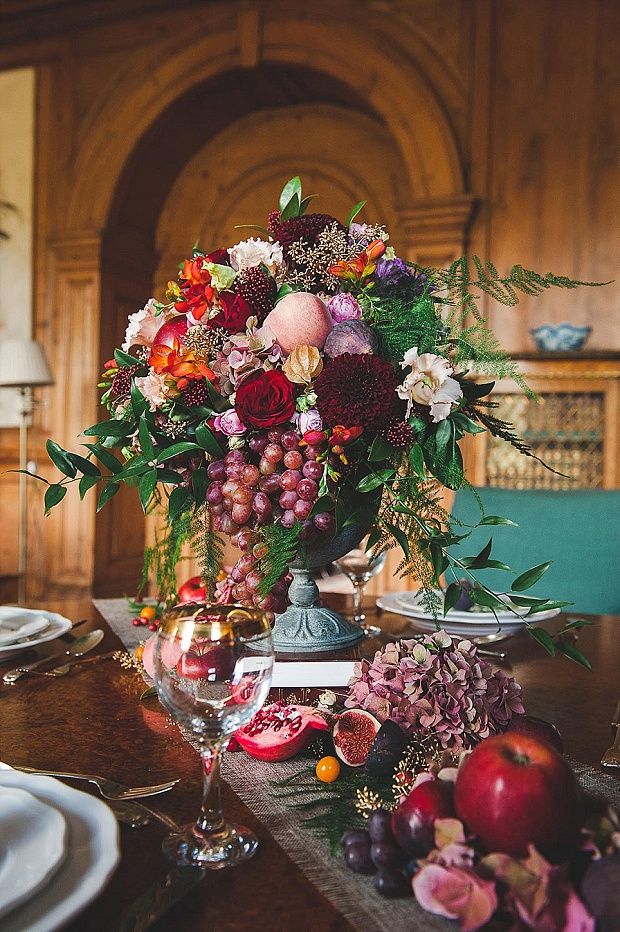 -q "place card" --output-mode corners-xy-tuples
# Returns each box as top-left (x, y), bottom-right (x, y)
(271, 660), (356, 688)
